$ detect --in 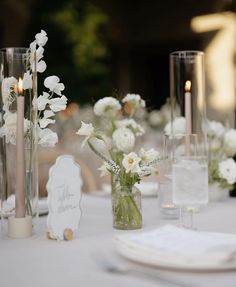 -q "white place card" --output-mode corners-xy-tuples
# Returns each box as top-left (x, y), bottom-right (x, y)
(46, 155), (82, 240)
